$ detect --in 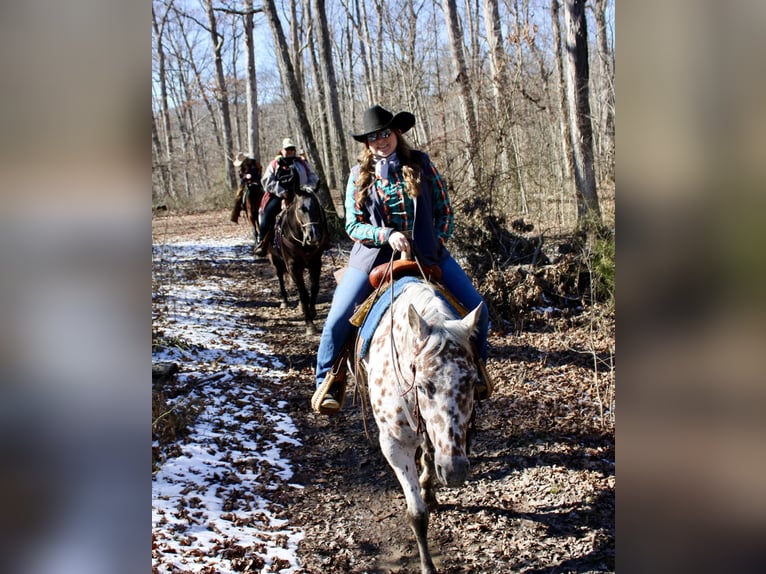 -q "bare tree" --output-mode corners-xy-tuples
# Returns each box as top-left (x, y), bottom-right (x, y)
(243, 0), (261, 159)
(261, 0), (332, 208)
(204, 0), (237, 189)
(593, 0), (614, 184)
(151, 111), (168, 200)
(551, 0), (575, 184)
(152, 1), (176, 199)
(151, 0), (613, 230)
(563, 0), (601, 227)
(303, 0), (334, 183)
(482, 0), (516, 209)
(338, 0), (375, 104)
(442, 0), (481, 183)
